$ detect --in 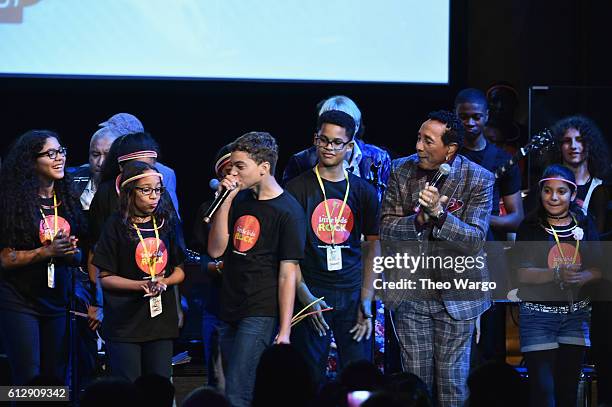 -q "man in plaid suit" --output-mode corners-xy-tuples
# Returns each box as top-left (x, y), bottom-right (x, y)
(380, 110), (494, 407)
